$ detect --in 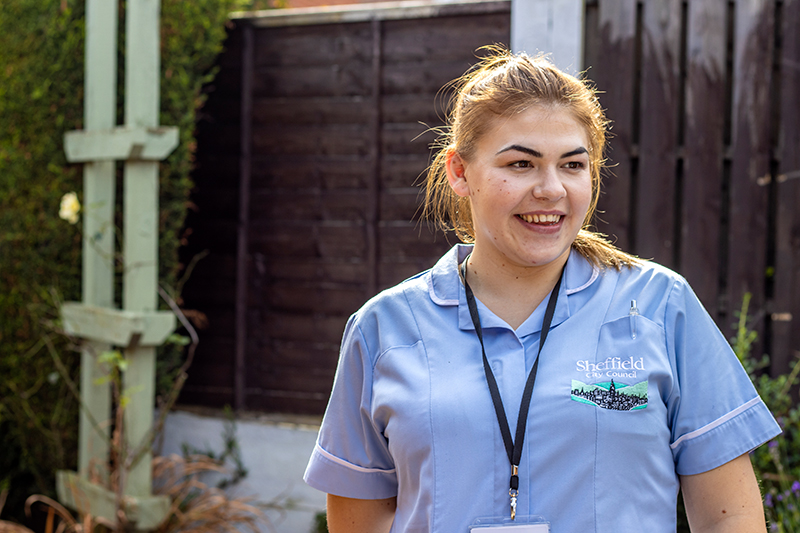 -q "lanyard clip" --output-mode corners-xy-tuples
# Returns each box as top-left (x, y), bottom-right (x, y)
(509, 488), (518, 520)
(509, 465), (519, 520)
